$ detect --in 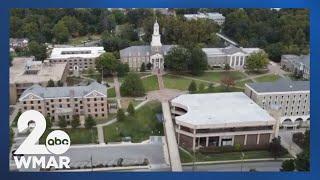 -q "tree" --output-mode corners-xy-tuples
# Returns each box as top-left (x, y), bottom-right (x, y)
(57, 80), (64, 87)
(71, 116), (80, 128)
(116, 63), (129, 77)
(85, 115), (96, 129)
(47, 79), (55, 87)
(220, 76), (235, 91)
(120, 73), (145, 97)
(96, 52), (119, 76)
(140, 62), (146, 72)
(246, 51), (269, 72)
(269, 136), (281, 158)
(59, 16), (83, 37)
(188, 80), (197, 93)
(146, 62), (152, 70)
(117, 108), (126, 121)
(165, 46), (191, 73)
(58, 116), (67, 128)
(295, 150), (310, 171)
(45, 115), (52, 129)
(281, 159), (295, 171)
(28, 41), (47, 61)
(189, 47), (208, 75)
(224, 63), (231, 71)
(198, 83), (205, 92)
(53, 21), (69, 43)
(127, 102), (135, 116)
(10, 127), (14, 146)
